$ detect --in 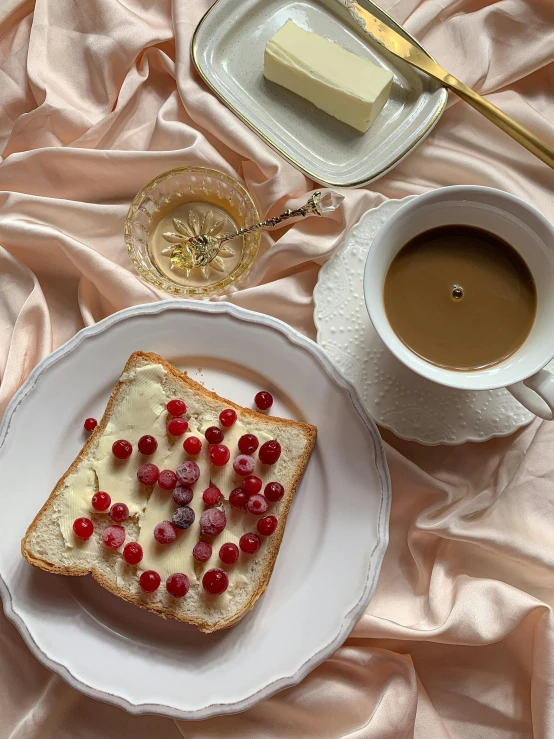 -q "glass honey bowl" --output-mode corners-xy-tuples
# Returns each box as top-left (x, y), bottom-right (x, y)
(125, 167), (261, 297)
